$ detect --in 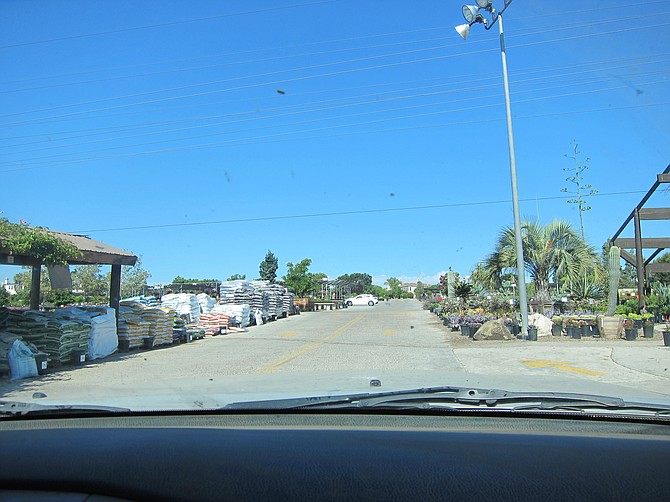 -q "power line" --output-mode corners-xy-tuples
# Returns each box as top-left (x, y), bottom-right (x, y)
(5, 66), (667, 159)
(4, 50), (667, 141)
(68, 190), (650, 234)
(0, 0), (340, 50)
(4, 18), (669, 126)
(1, 0), (664, 85)
(2, 92), (667, 173)
(3, 10), (663, 95)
